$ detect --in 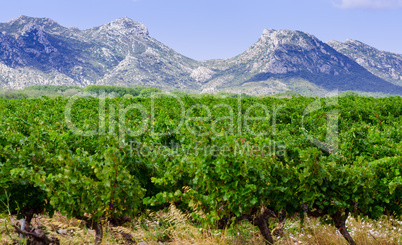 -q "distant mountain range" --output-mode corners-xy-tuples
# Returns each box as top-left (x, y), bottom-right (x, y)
(1, 16), (401, 96)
